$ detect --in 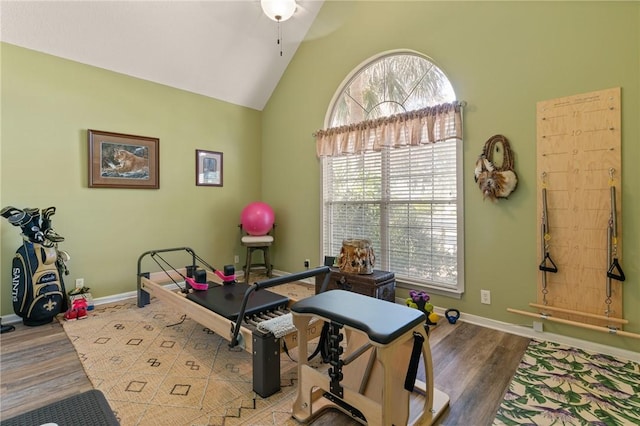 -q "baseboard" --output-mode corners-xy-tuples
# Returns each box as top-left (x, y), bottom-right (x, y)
(4, 277), (636, 363)
(415, 303), (640, 363)
(1, 283), (184, 325)
(1, 313), (21, 325)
